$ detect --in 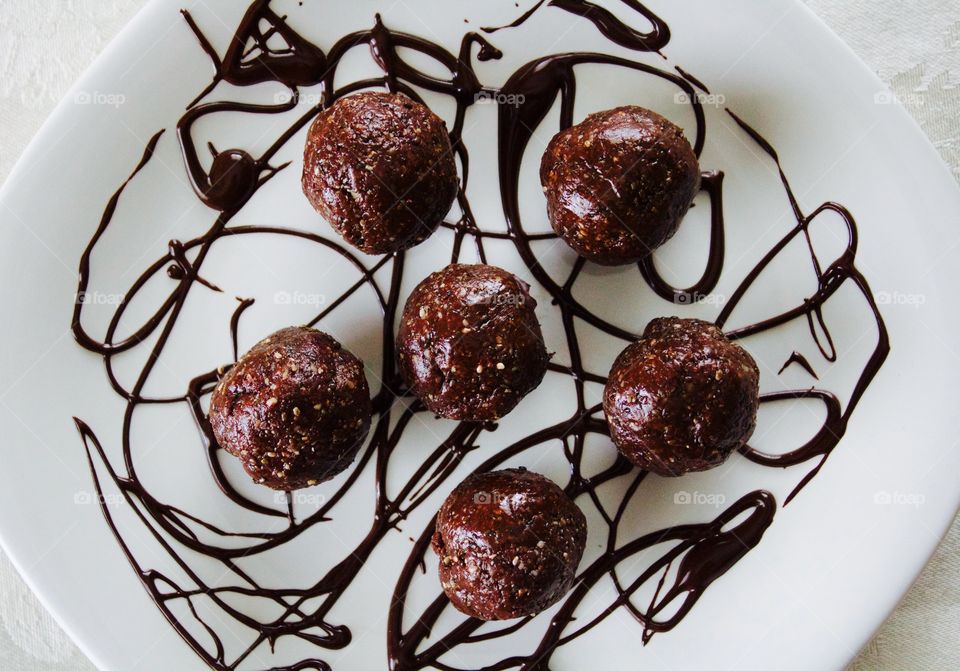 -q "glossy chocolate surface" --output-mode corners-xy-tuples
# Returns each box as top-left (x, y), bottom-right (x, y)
(209, 326), (372, 490)
(541, 106), (700, 265)
(302, 92), (458, 254)
(397, 263), (549, 421)
(432, 468), (586, 620)
(604, 317), (760, 476)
